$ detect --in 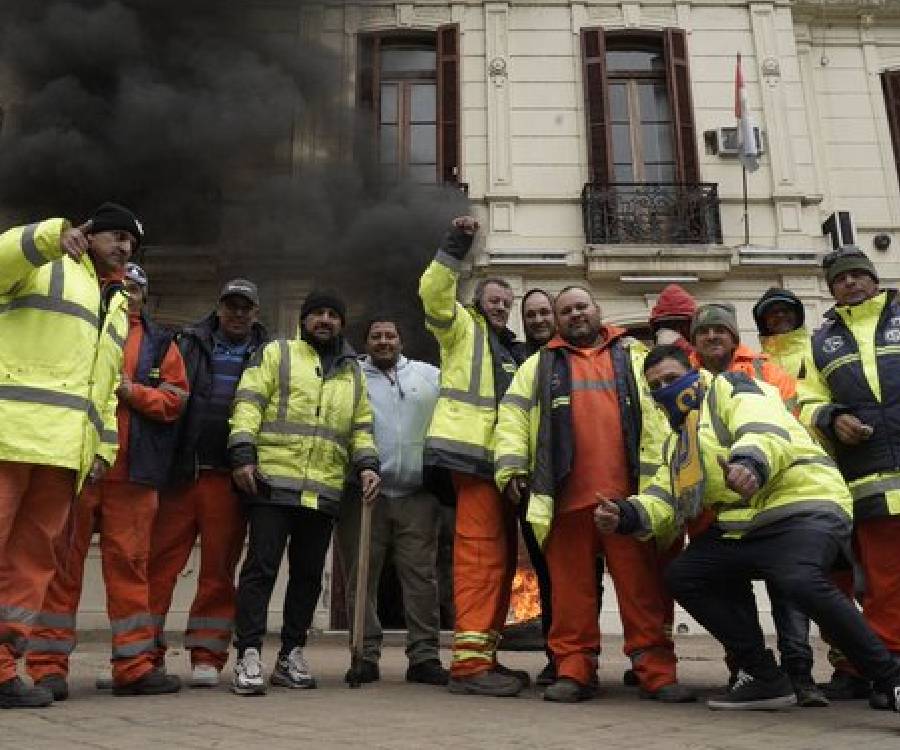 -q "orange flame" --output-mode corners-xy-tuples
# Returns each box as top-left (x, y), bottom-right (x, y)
(508, 567), (542, 623)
